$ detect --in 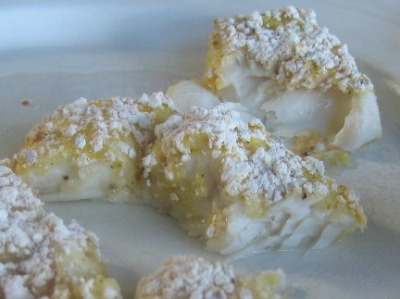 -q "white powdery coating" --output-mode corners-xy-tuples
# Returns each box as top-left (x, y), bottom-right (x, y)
(153, 104), (325, 204)
(19, 148), (38, 165)
(222, 143), (306, 202)
(75, 133), (87, 149)
(136, 256), (237, 299)
(17, 92), (176, 167)
(212, 6), (373, 92)
(0, 164), (110, 298)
